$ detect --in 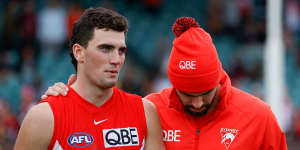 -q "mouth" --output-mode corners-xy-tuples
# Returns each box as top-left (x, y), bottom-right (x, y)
(189, 107), (207, 113)
(105, 70), (119, 75)
(184, 105), (209, 116)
